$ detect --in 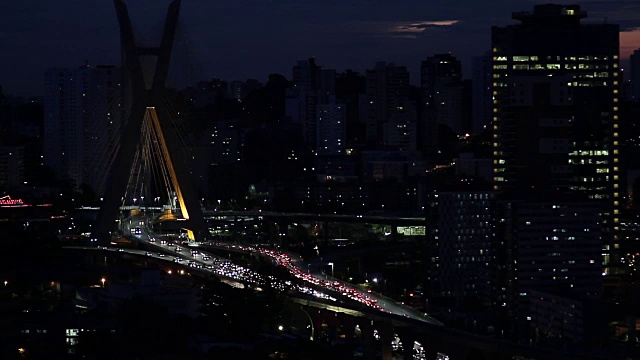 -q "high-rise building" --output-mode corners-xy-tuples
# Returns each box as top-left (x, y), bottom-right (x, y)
(44, 64), (122, 194)
(491, 4), (621, 268)
(383, 104), (417, 151)
(289, 58), (320, 148)
(429, 190), (496, 306)
(316, 98), (346, 155)
(630, 49), (640, 101)
(421, 53), (464, 134)
(363, 62), (410, 145)
(286, 58), (339, 151)
(472, 54), (493, 134)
